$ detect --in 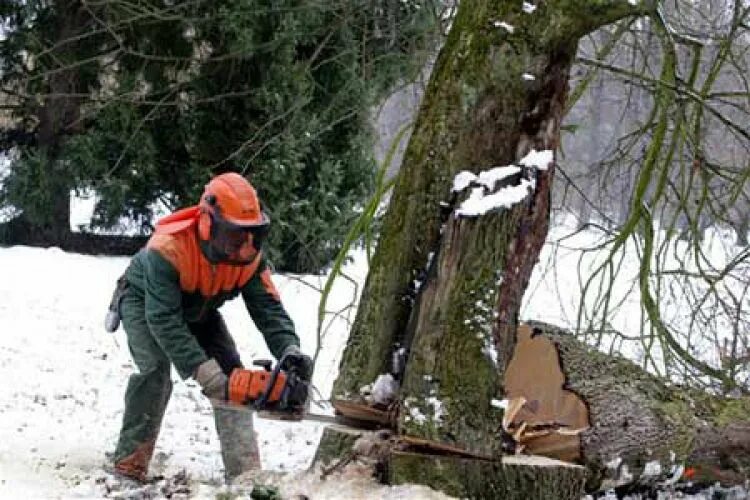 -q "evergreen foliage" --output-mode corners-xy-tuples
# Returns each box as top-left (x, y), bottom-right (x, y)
(0, 0), (439, 272)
